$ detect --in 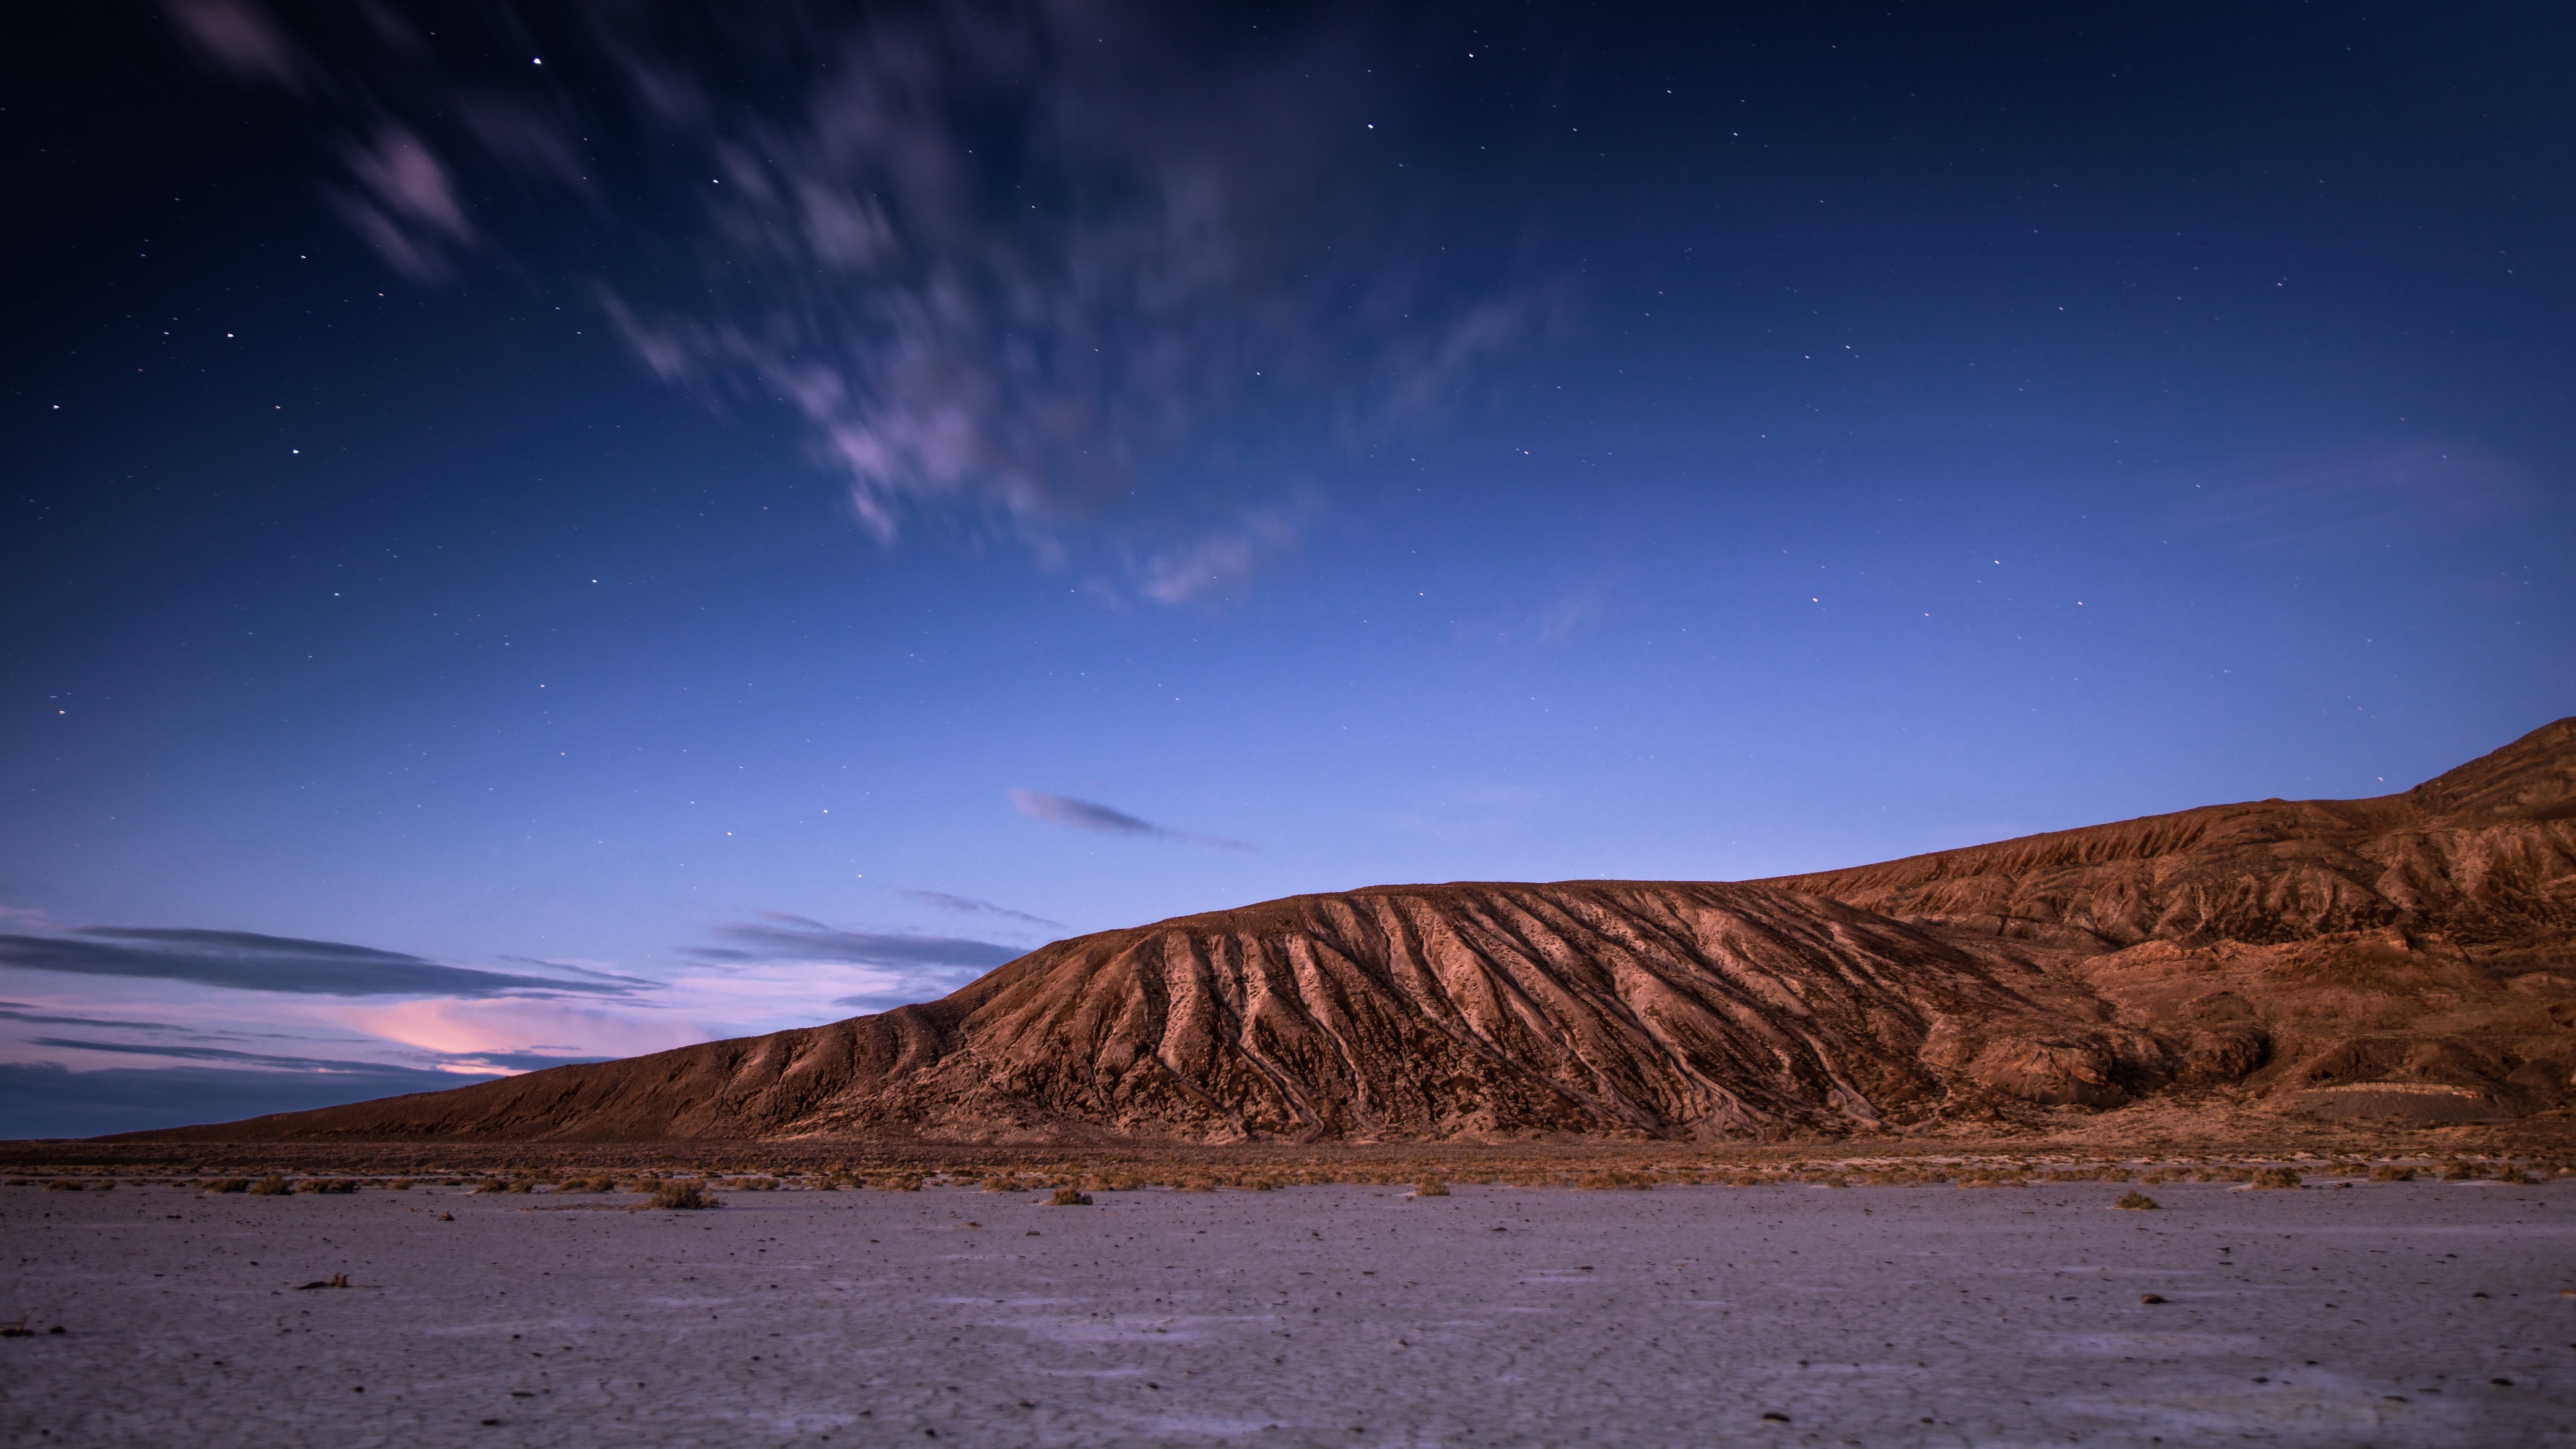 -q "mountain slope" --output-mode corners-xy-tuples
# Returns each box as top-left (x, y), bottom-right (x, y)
(131, 881), (2175, 1144)
(1758, 718), (2576, 951)
(1761, 718), (2576, 1124)
(123, 719), (2576, 1144)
